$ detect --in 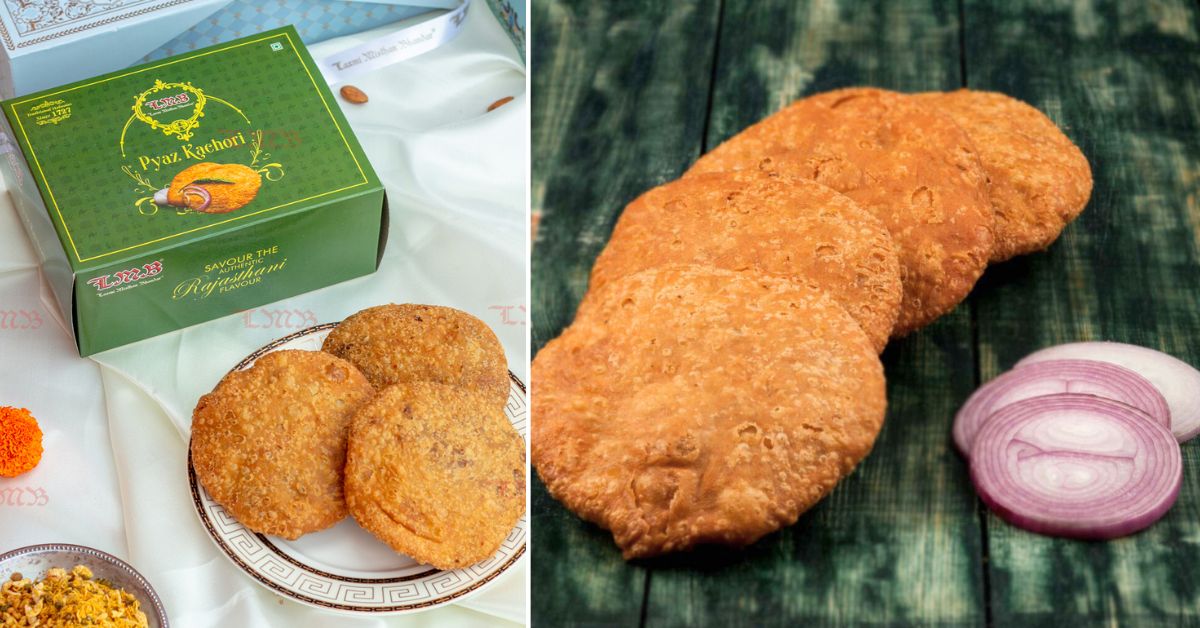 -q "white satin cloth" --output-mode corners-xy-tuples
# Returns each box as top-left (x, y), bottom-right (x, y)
(0, 3), (527, 626)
